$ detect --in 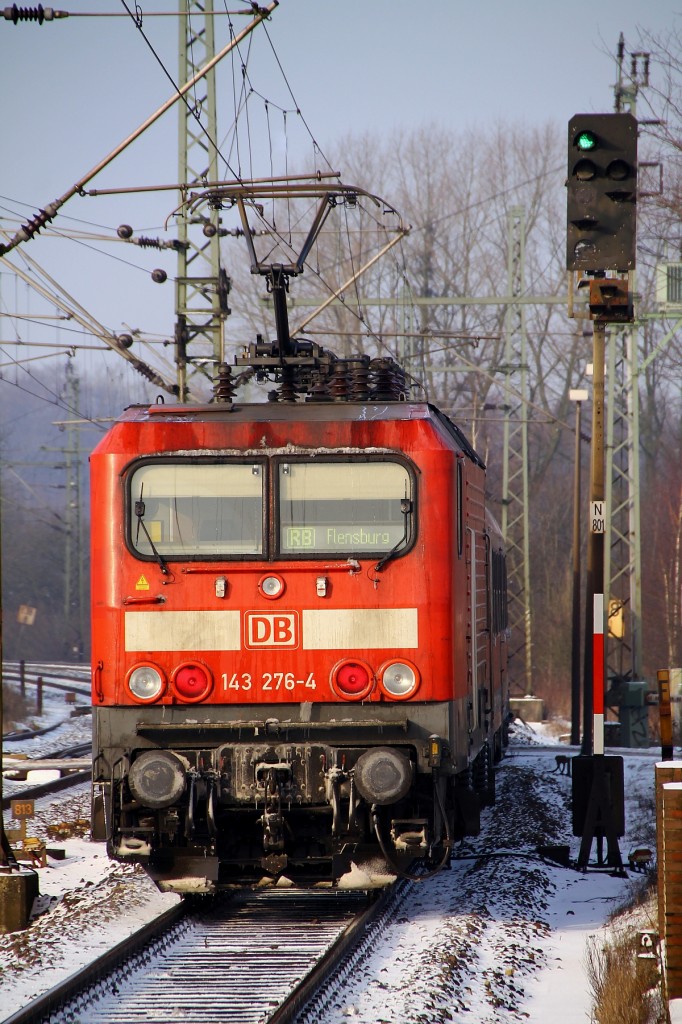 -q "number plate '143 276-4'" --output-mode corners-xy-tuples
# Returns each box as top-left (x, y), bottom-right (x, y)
(222, 671), (317, 692)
